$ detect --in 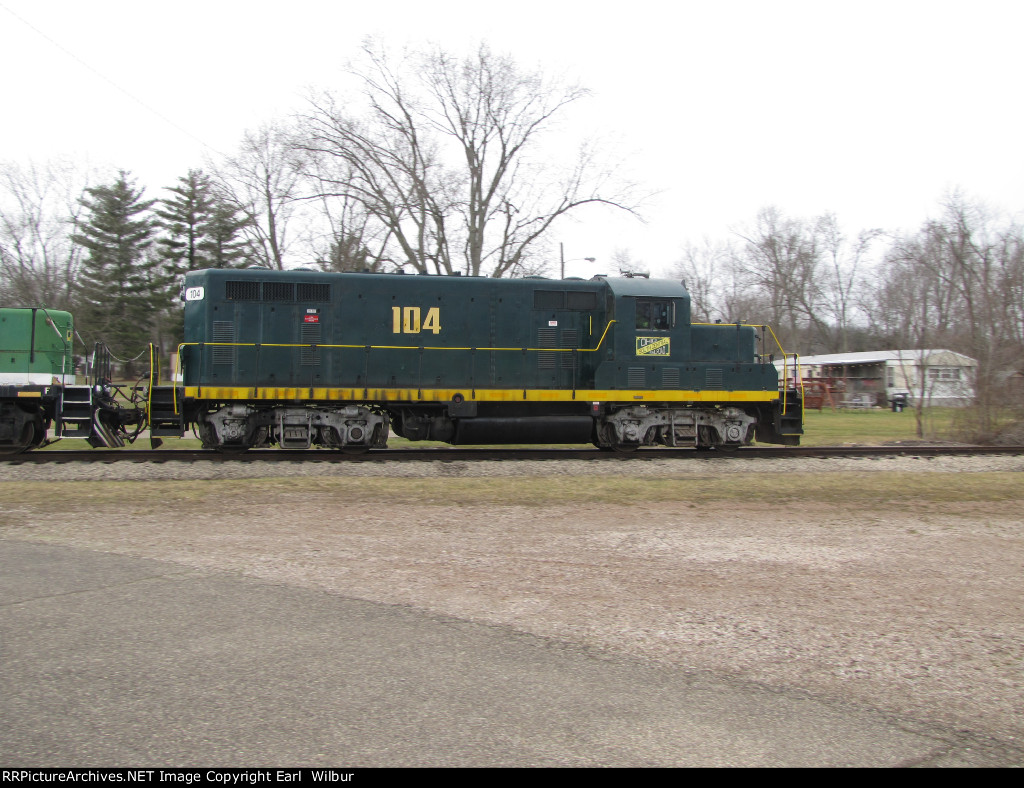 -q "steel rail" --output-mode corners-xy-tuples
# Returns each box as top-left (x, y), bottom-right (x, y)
(4, 444), (1024, 465)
